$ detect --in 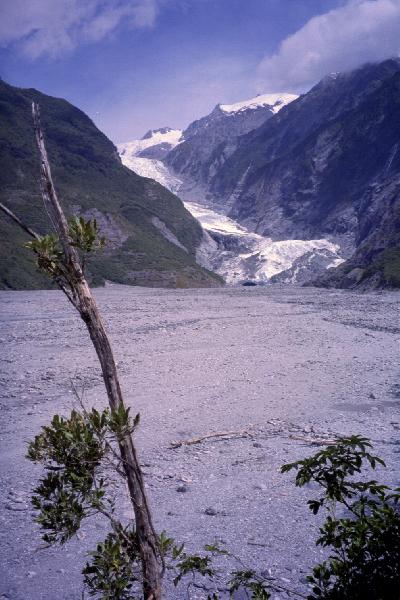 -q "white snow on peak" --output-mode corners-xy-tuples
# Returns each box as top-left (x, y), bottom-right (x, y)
(118, 128), (183, 193)
(219, 93), (298, 115)
(118, 128), (182, 158)
(141, 128), (183, 146)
